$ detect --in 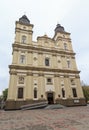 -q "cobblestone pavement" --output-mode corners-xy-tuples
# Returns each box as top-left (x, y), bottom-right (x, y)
(0, 106), (89, 130)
